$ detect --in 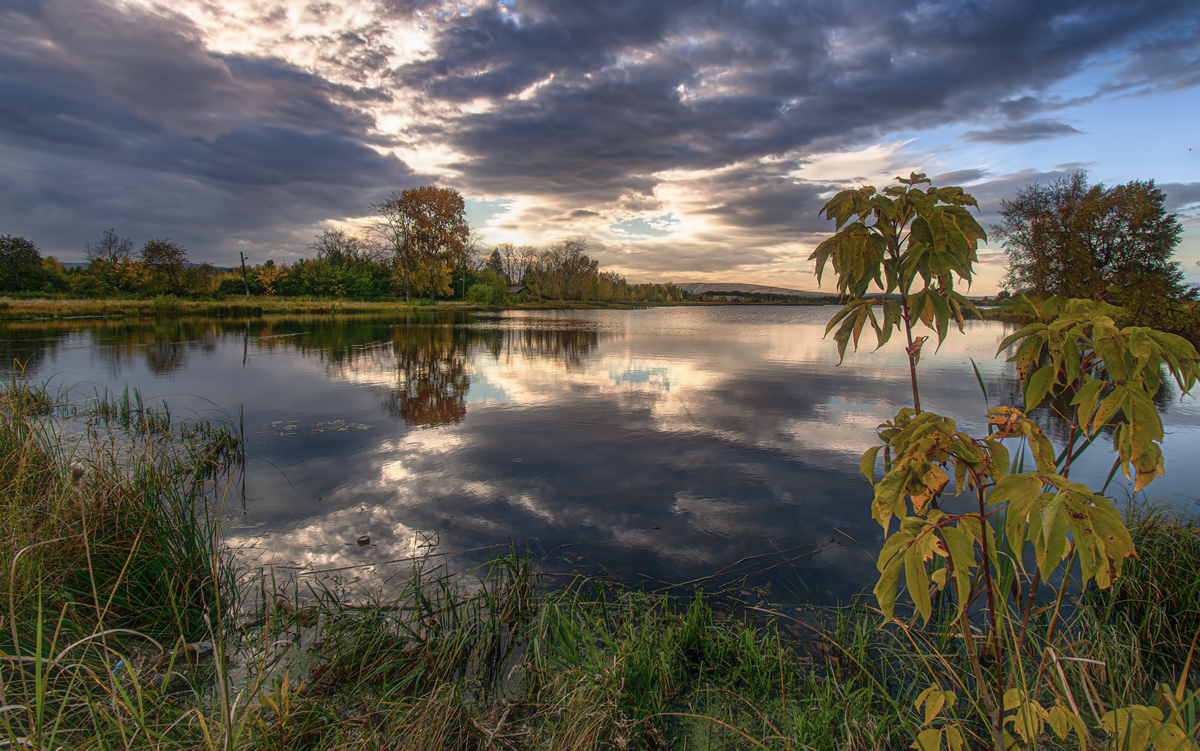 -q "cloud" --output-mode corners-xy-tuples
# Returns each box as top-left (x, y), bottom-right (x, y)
(964, 120), (1083, 144)
(0, 0), (419, 261)
(1163, 182), (1200, 211)
(1, 0), (1198, 285)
